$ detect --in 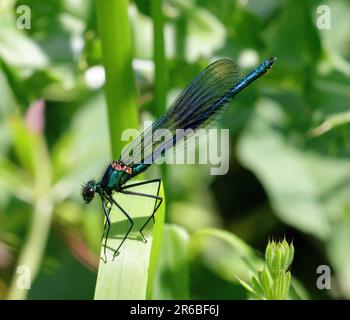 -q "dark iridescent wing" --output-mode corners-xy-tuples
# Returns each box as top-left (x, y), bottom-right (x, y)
(121, 59), (240, 165)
